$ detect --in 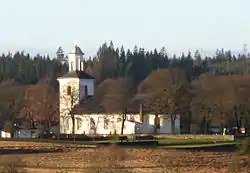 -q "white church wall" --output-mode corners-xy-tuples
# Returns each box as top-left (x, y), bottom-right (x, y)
(68, 54), (82, 71)
(135, 114), (181, 134)
(68, 54), (76, 71)
(138, 114), (155, 134)
(61, 114), (137, 135)
(60, 113), (181, 135)
(158, 114), (181, 134)
(57, 78), (80, 134)
(79, 114), (136, 135)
